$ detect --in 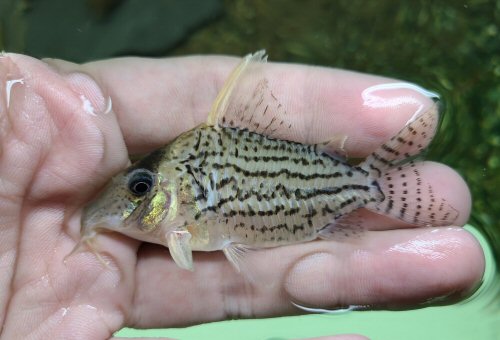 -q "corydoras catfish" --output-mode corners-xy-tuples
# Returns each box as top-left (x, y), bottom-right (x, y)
(73, 51), (459, 273)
